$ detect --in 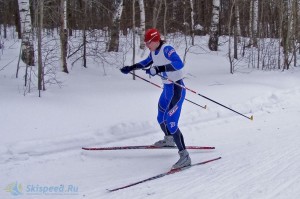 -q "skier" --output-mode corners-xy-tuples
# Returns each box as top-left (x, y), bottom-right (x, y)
(120, 28), (191, 169)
